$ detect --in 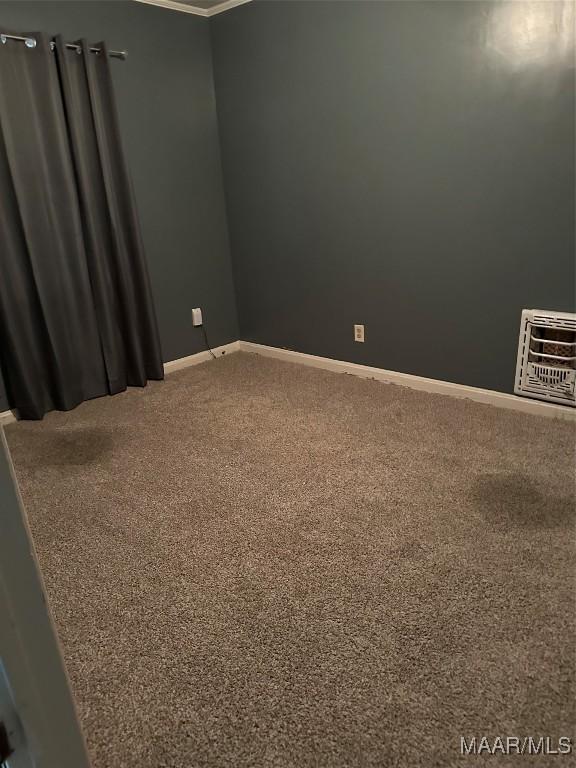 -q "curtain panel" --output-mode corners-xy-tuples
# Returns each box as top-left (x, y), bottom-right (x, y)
(0, 31), (163, 419)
